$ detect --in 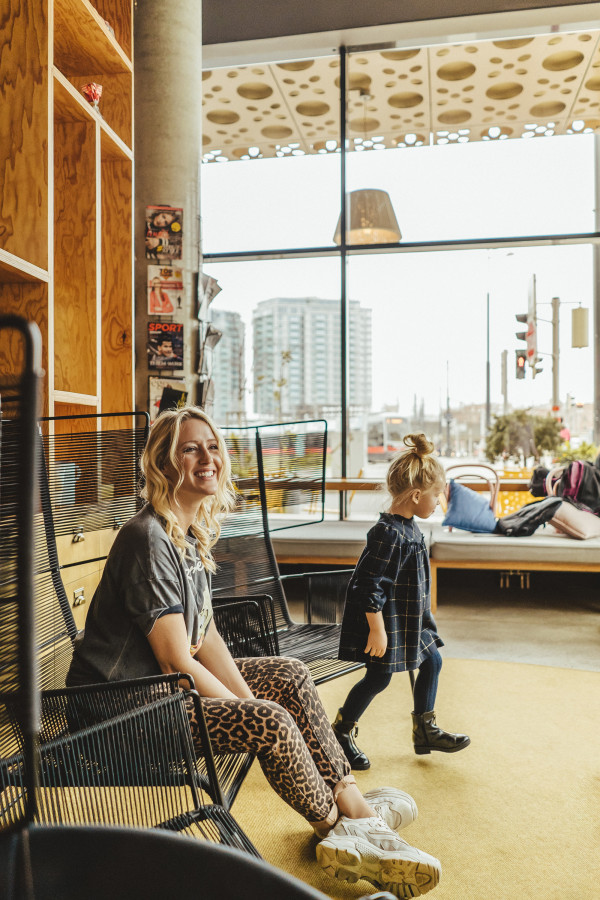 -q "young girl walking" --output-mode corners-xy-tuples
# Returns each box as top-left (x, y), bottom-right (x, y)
(333, 433), (470, 769)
